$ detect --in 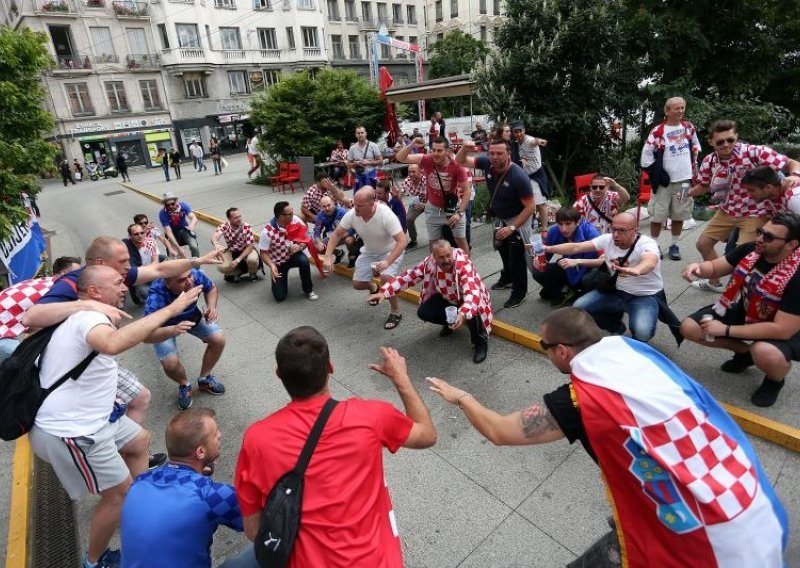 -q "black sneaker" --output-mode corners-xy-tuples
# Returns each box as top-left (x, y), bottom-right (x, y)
(491, 280), (513, 291)
(148, 453), (167, 469)
(503, 295), (526, 308)
(720, 352), (754, 373)
(439, 324), (453, 337)
(472, 340), (488, 364)
(751, 377), (785, 407)
(223, 275), (235, 283)
(406, 241), (417, 249)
